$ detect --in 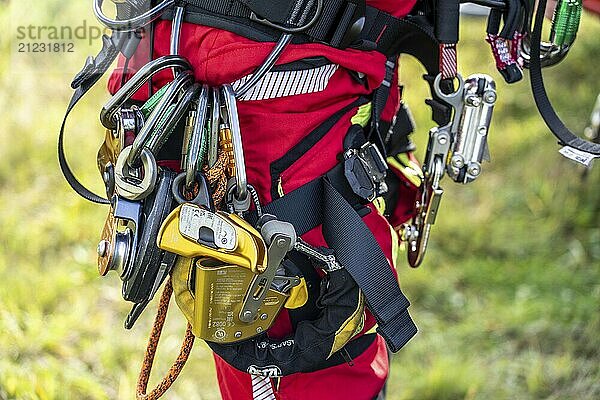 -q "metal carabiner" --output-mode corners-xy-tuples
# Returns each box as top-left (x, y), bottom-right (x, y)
(93, 0), (175, 31)
(235, 34), (293, 98)
(146, 82), (201, 157)
(222, 85), (248, 200)
(127, 71), (194, 166)
(170, 5), (186, 78)
(186, 85), (210, 188)
(101, 56), (192, 129)
(208, 87), (221, 168)
(406, 157), (444, 268)
(520, 36), (571, 68)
